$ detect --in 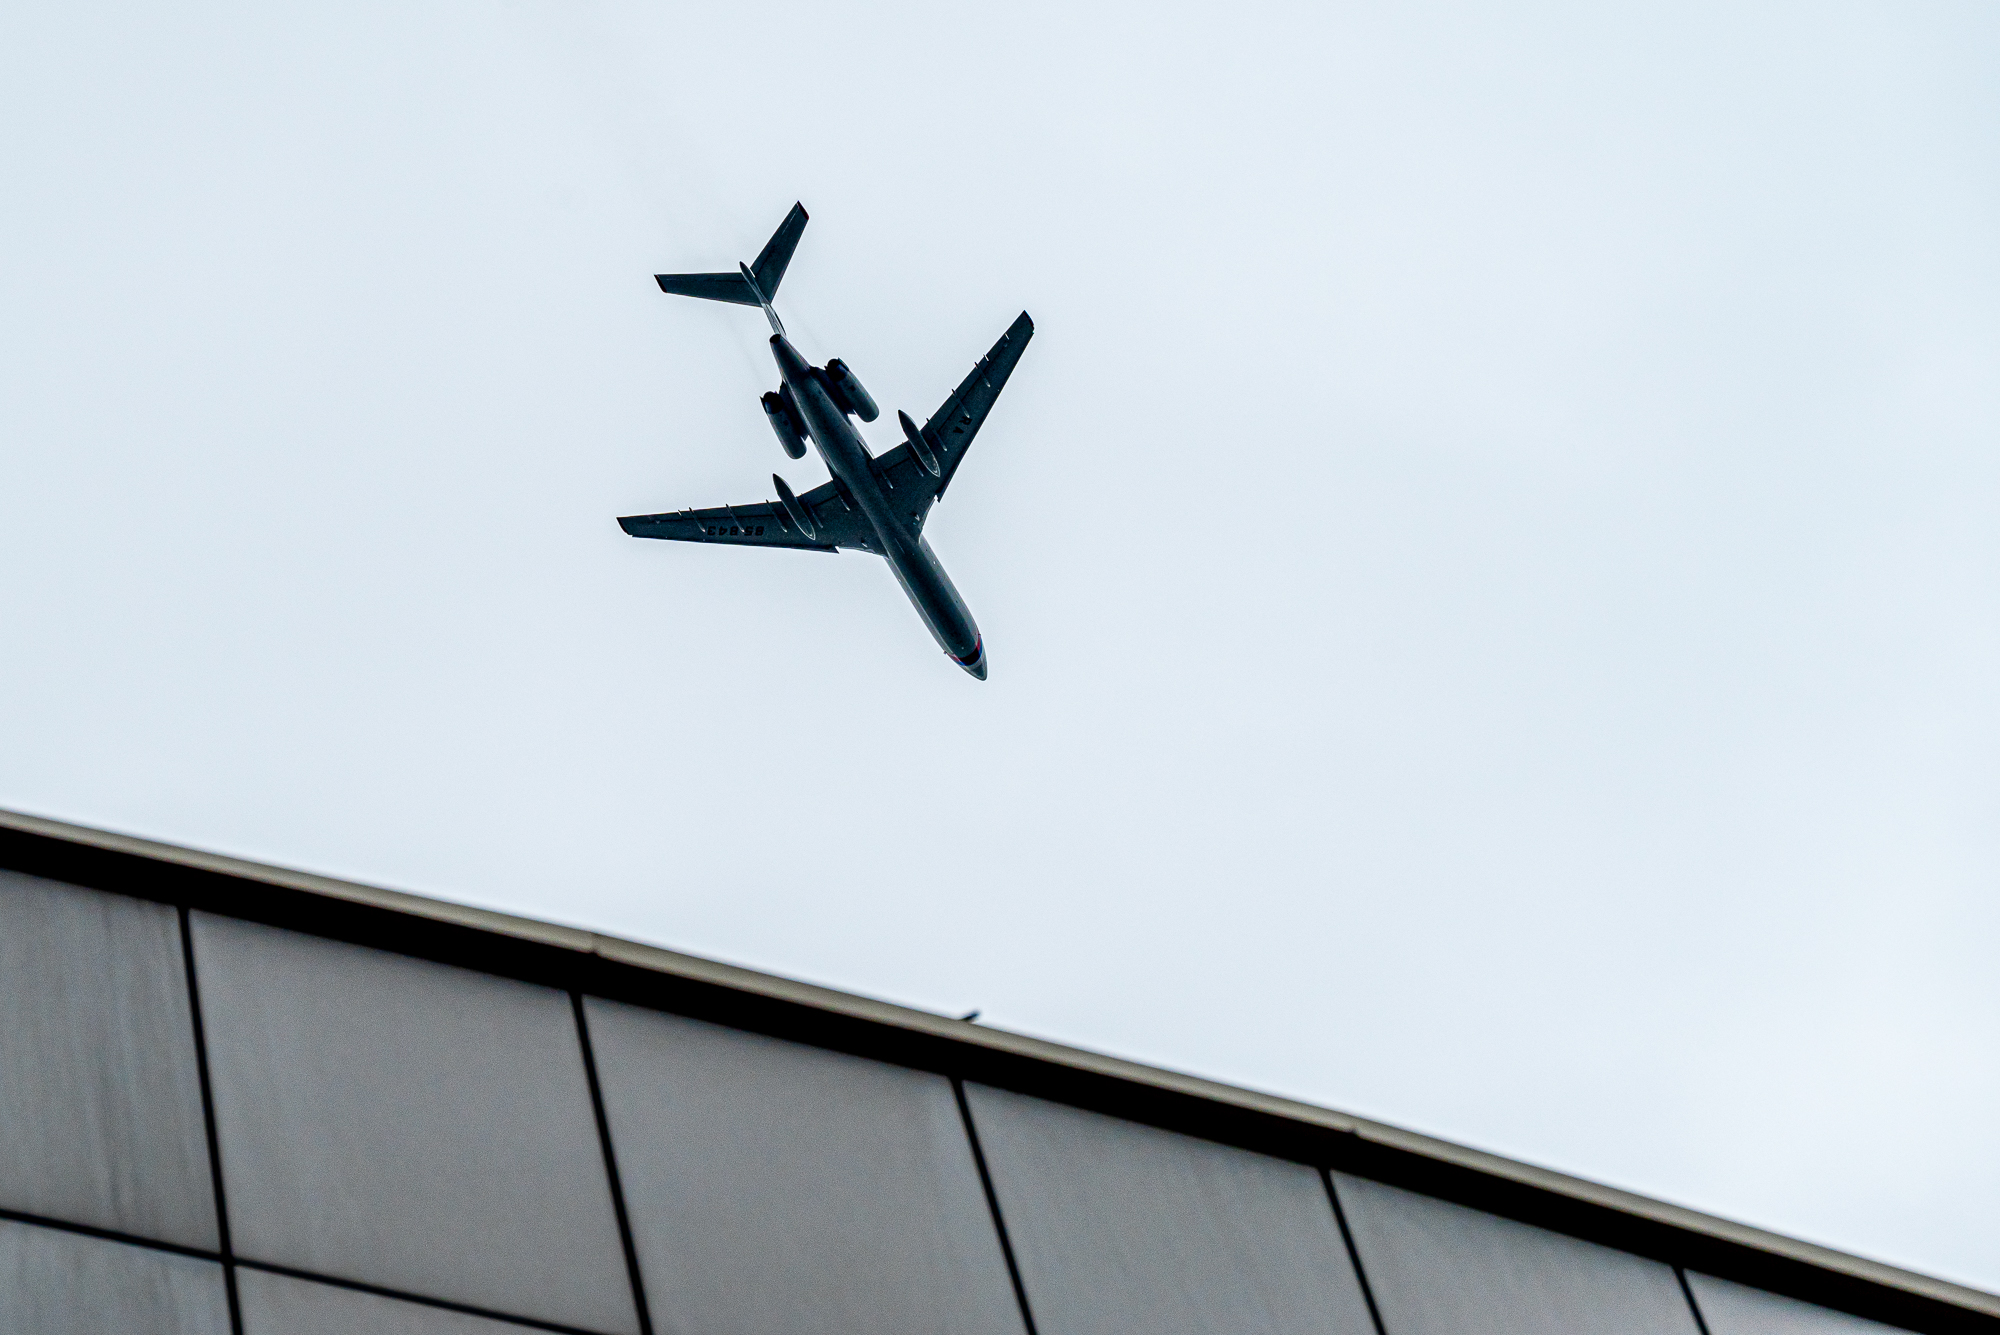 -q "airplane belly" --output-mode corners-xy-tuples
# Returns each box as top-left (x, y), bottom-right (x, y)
(888, 539), (980, 662)
(807, 399), (979, 660)
(797, 388), (906, 555)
